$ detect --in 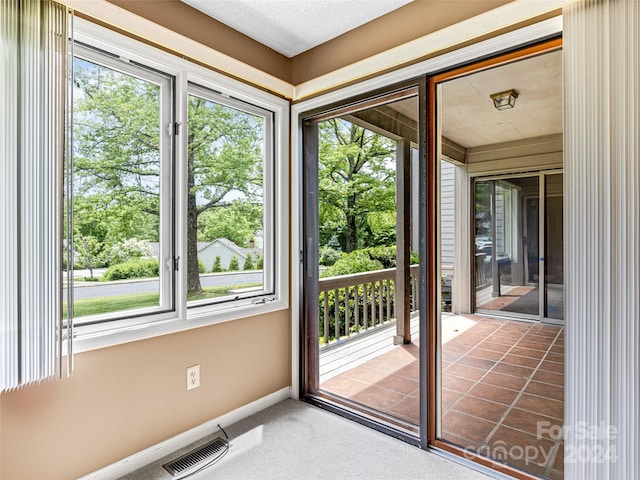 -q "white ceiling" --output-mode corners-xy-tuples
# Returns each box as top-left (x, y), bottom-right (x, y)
(181, 0), (413, 57)
(441, 50), (563, 148)
(363, 50), (562, 150)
